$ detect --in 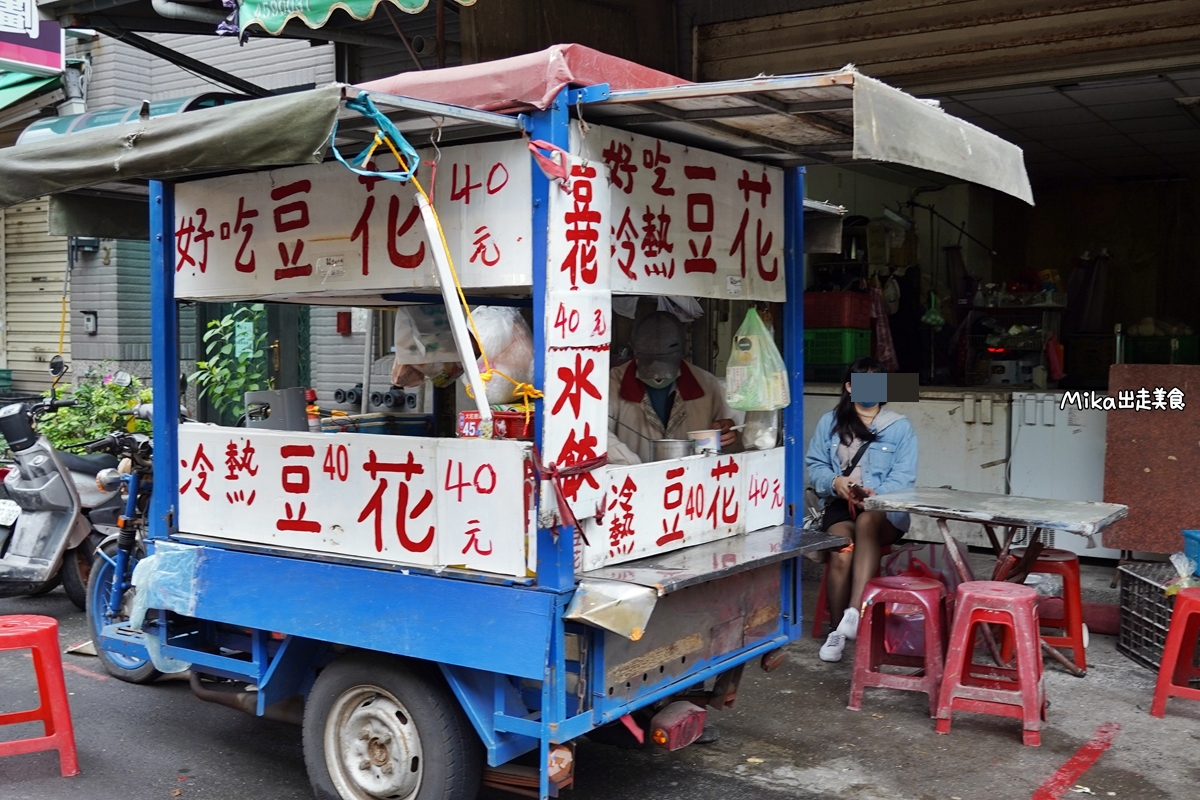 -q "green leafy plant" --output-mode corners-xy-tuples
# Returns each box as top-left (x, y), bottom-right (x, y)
(37, 364), (153, 450)
(190, 304), (268, 419)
